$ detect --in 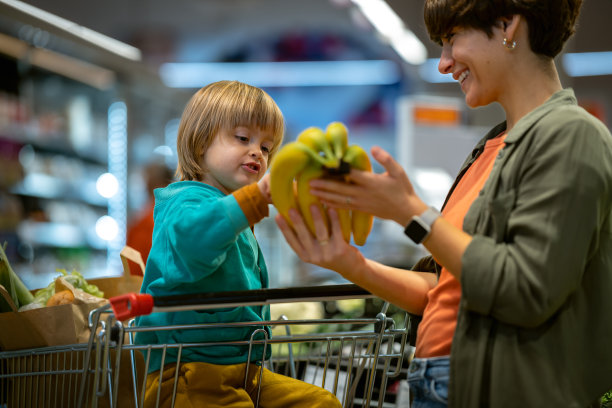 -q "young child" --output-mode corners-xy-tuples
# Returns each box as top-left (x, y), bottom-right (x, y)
(135, 81), (341, 408)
